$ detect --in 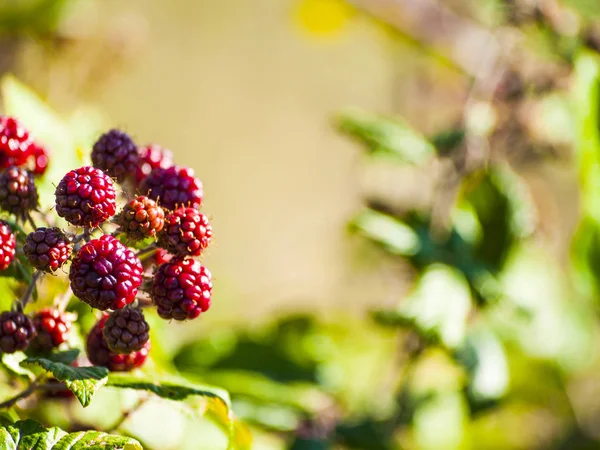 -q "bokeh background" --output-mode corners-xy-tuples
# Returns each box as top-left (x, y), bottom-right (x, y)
(5, 0), (600, 449)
